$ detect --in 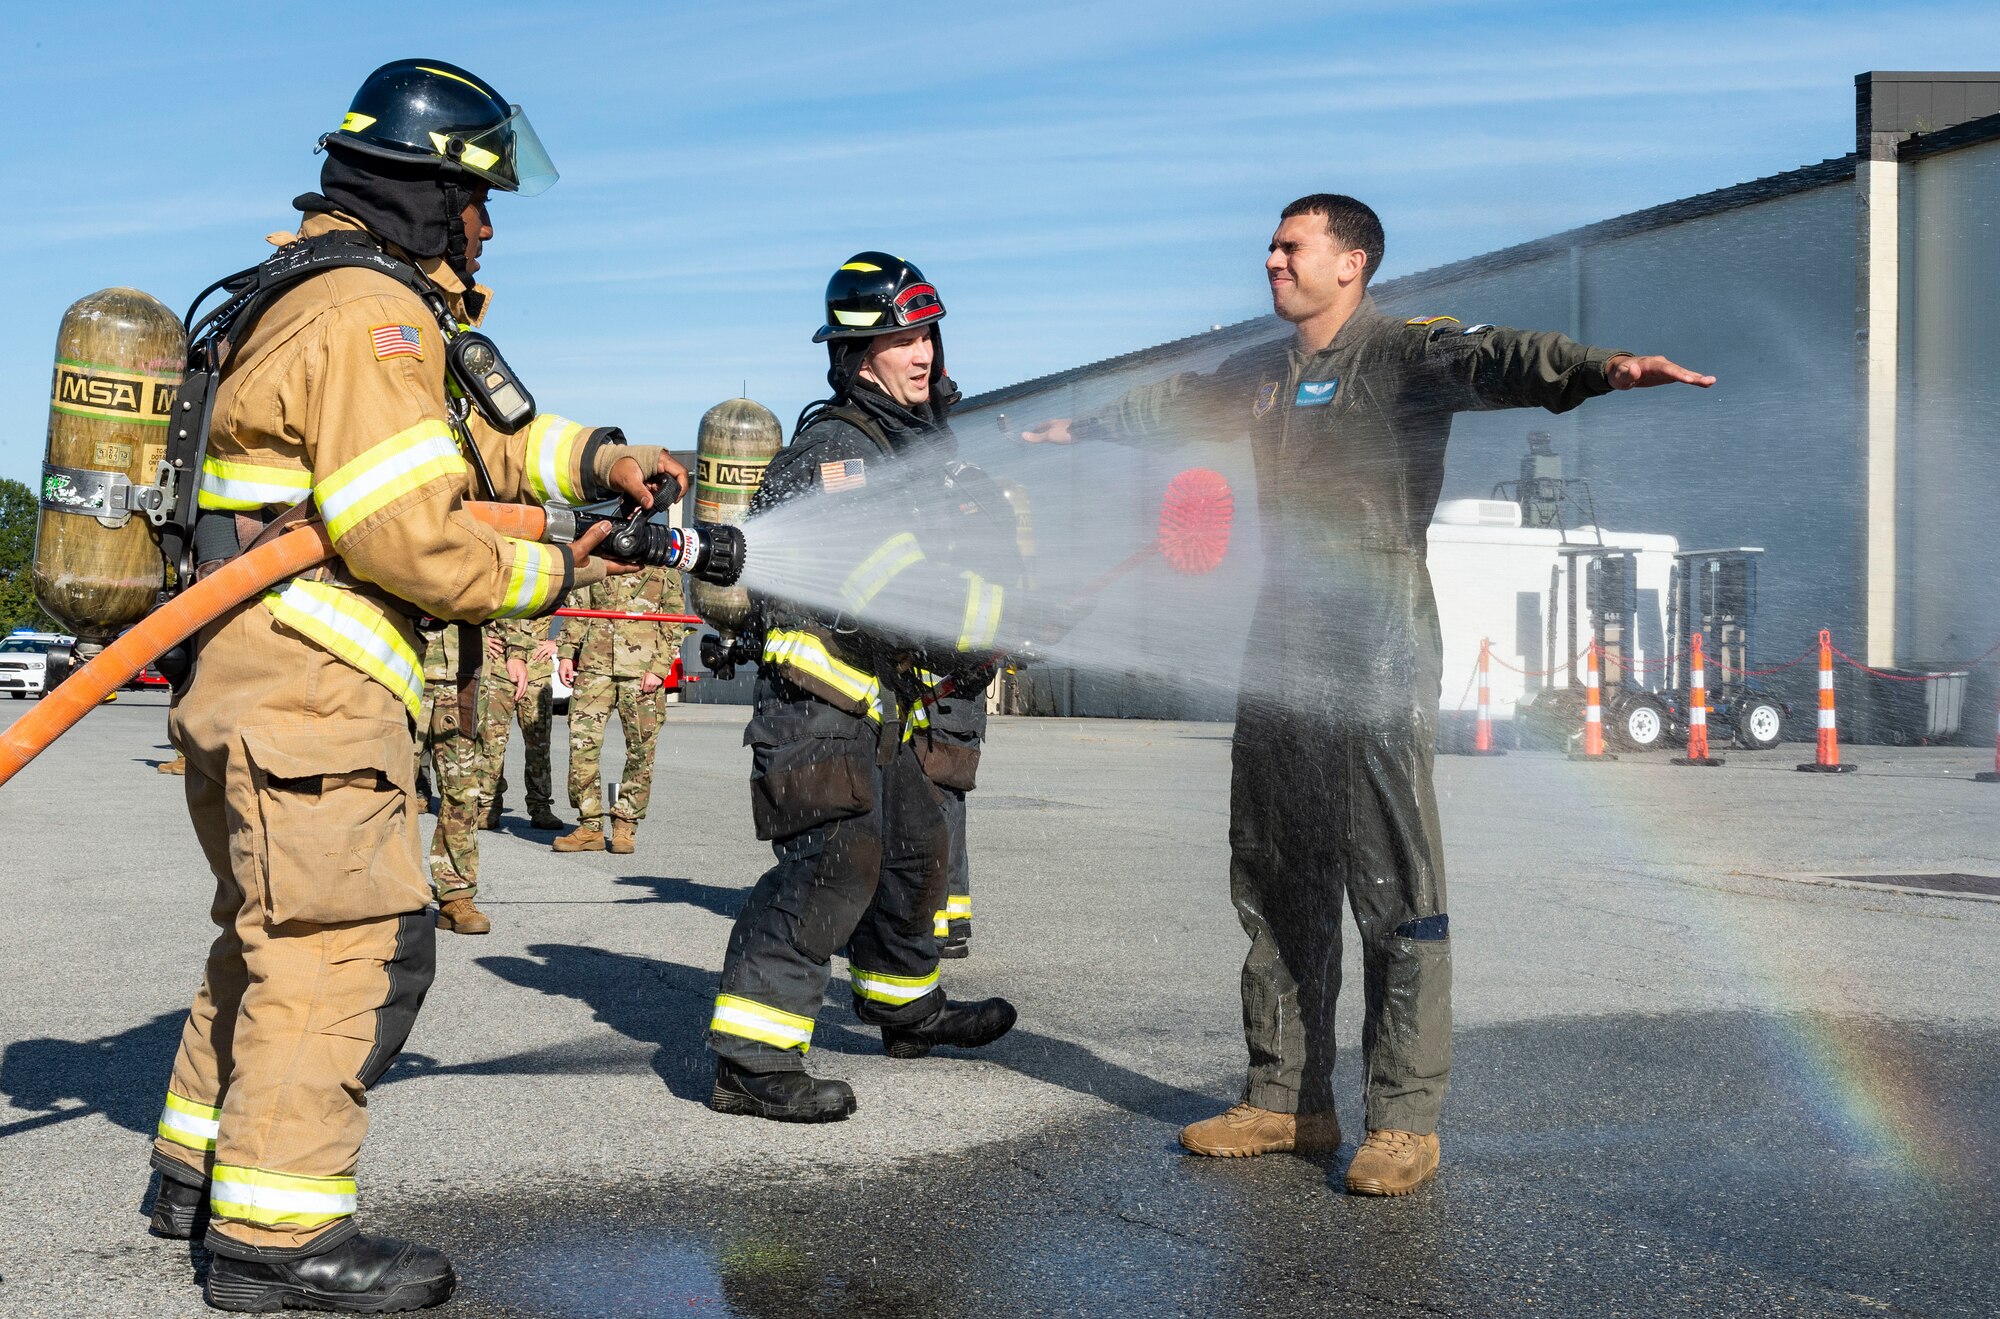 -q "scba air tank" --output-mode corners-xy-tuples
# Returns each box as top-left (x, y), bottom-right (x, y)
(690, 397), (780, 637)
(34, 288), (183, 650)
